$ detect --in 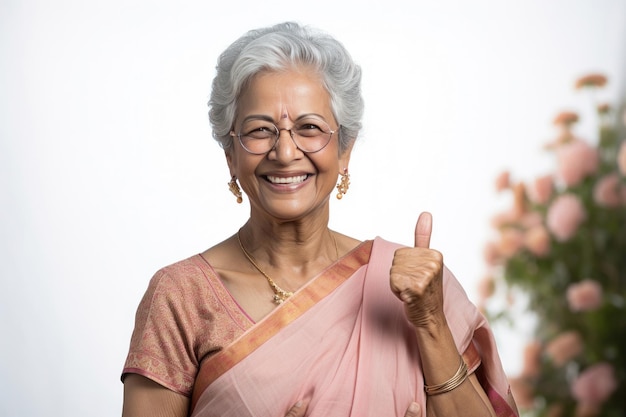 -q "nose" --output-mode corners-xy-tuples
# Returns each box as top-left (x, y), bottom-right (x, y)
(269, 128), (302, 162)
(277, 127), (295, 140)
